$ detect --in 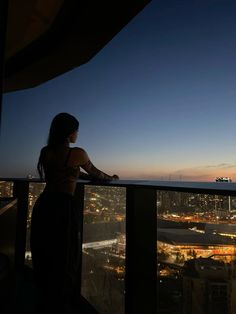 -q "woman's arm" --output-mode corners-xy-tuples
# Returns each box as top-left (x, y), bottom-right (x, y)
(74, 147), (119, 181)
(81, 159), (116, 181)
